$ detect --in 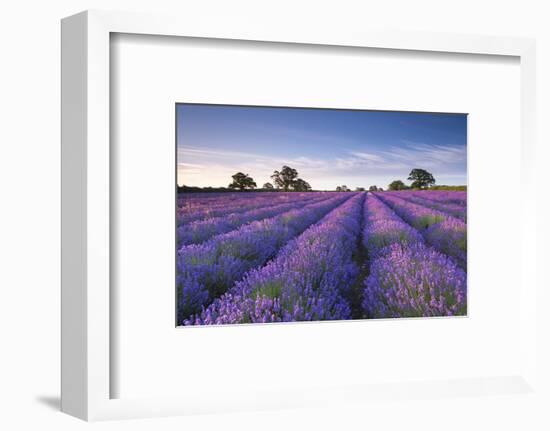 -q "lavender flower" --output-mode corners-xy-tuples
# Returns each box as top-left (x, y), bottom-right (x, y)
(177, 194), (327, 245)
(177, 191), (324, 225)
(363, 242), (467, 318)
(363, 194), (424, 257)
(177, 193), (353, 323)
(389, 191), (467, 222)
(178, 190), (468, 324)
(374, 192), (467, 269)
(186, 193), (365, 325)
